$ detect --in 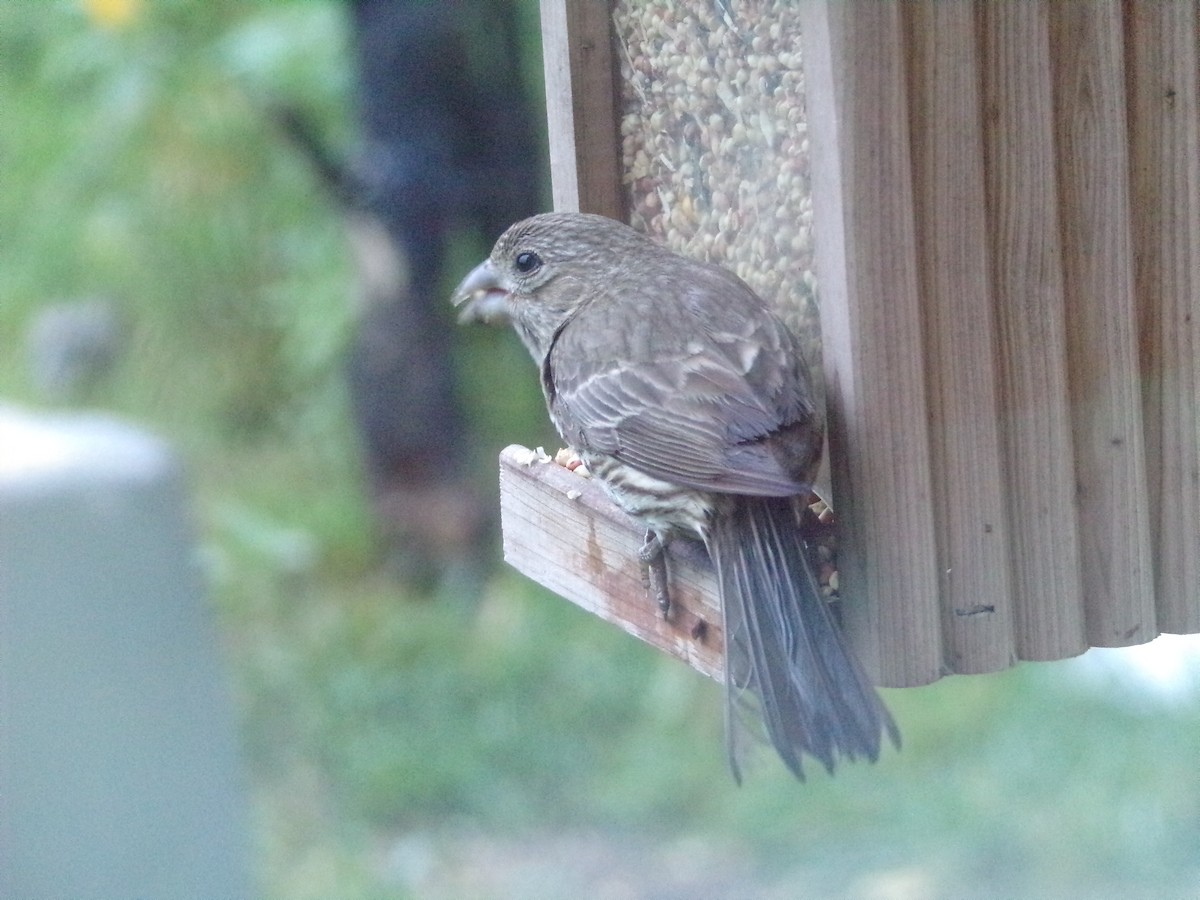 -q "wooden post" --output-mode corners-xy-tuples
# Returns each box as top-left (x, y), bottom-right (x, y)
(799, 2), (943, 687)
(539, 0), (625, 219)
(1126, 2), (1200, 635)
(977, 2), (1087, 661)
(1049, 1), (1156, 646)
(902, 1), (1016, 674)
